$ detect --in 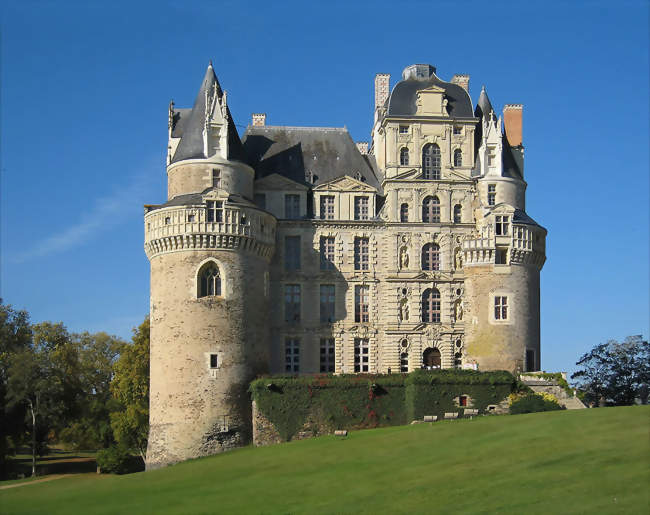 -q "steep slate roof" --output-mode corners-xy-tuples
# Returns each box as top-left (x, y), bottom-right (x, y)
(386, 64), (474, 119)
(513, 209), (544, 230)
(146, 190), (257, 211)
(170, 64), (247, 164)
(242, 126), (382, 192)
